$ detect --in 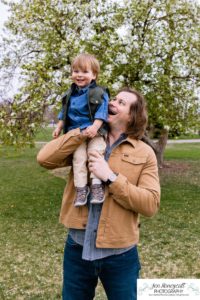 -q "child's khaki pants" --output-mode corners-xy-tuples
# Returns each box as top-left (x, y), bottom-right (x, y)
(73, 136), (106, 187)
